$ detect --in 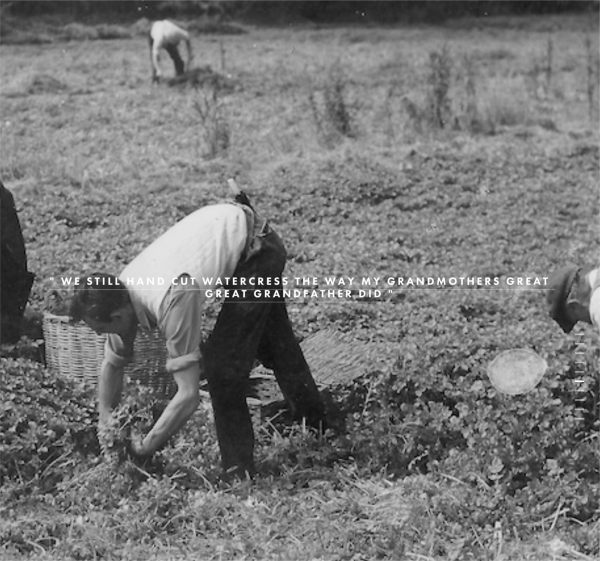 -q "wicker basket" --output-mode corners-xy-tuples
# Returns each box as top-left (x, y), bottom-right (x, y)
(249, 329), (372, 405)
(300, 329), (371, 387)
(43, 313), (174, 395)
